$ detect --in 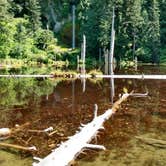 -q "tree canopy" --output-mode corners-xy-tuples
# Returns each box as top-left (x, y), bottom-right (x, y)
(0, 0), (165, 64)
